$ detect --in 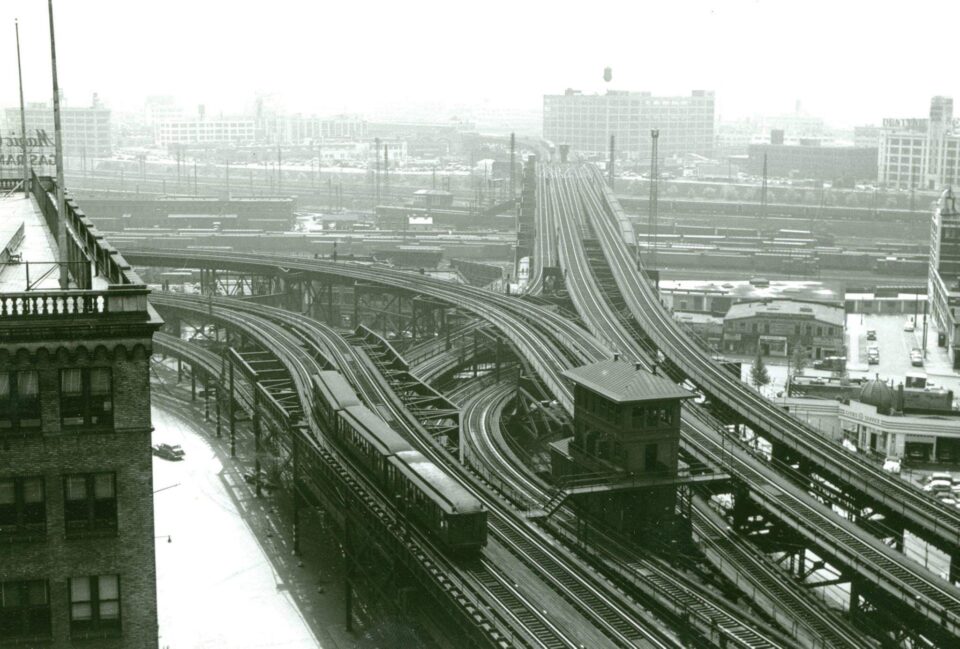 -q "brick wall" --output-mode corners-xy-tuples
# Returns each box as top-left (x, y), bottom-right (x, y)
(1, 347), (157, 648)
